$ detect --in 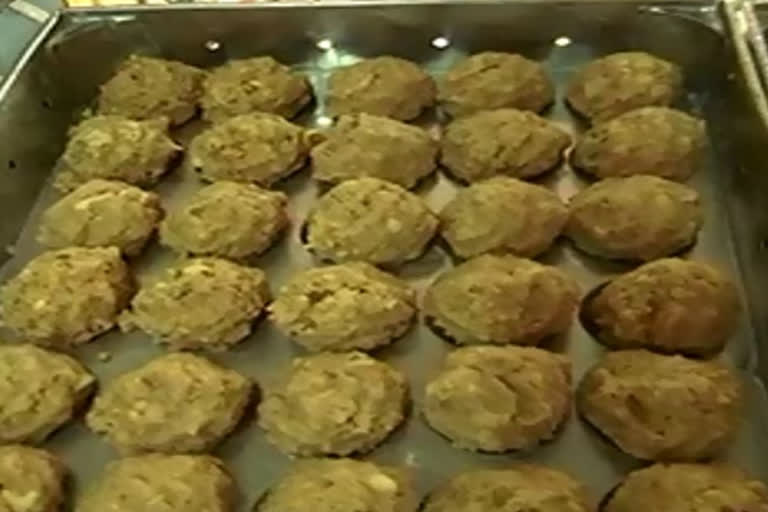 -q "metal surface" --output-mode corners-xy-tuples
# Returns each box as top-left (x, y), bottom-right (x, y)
(8, 0), (52, 21)
(2, 2), (768, 510)
(0, 0), (58, 82)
